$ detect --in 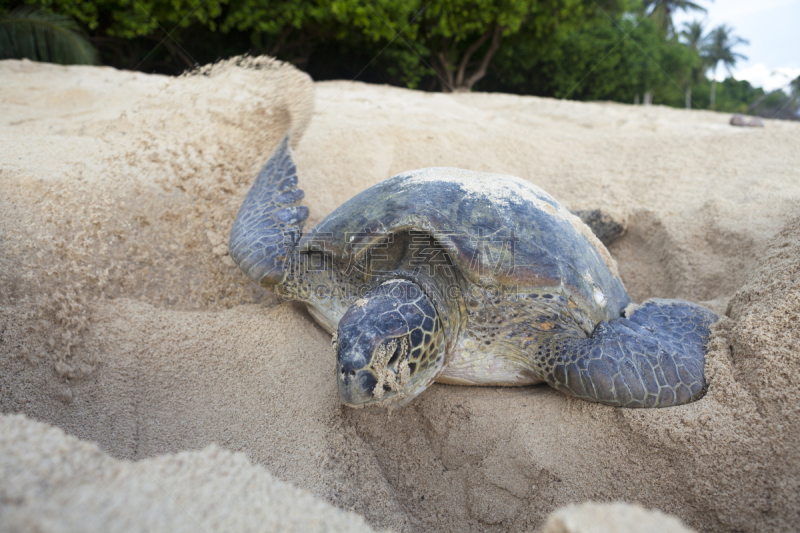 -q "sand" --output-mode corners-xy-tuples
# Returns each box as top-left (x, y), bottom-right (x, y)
(542, 502), (695, 533)
(1, 56), (799, 532)
(0, 414), (376, 532)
